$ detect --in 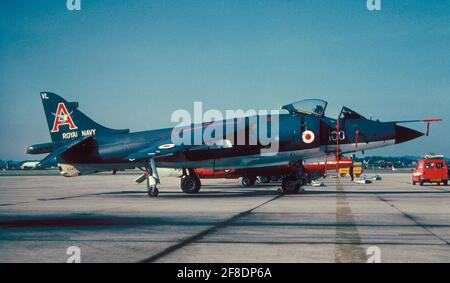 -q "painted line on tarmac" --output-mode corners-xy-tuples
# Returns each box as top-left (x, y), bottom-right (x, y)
(138, 194), (283, 263)
(335, 180), (367, 263)
(377, 196), (450, 246)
